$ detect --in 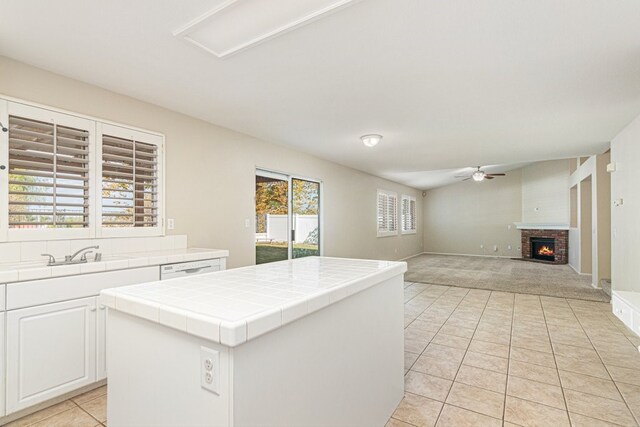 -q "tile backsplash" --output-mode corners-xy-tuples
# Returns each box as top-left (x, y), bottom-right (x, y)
(0, 235), (188, 264)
